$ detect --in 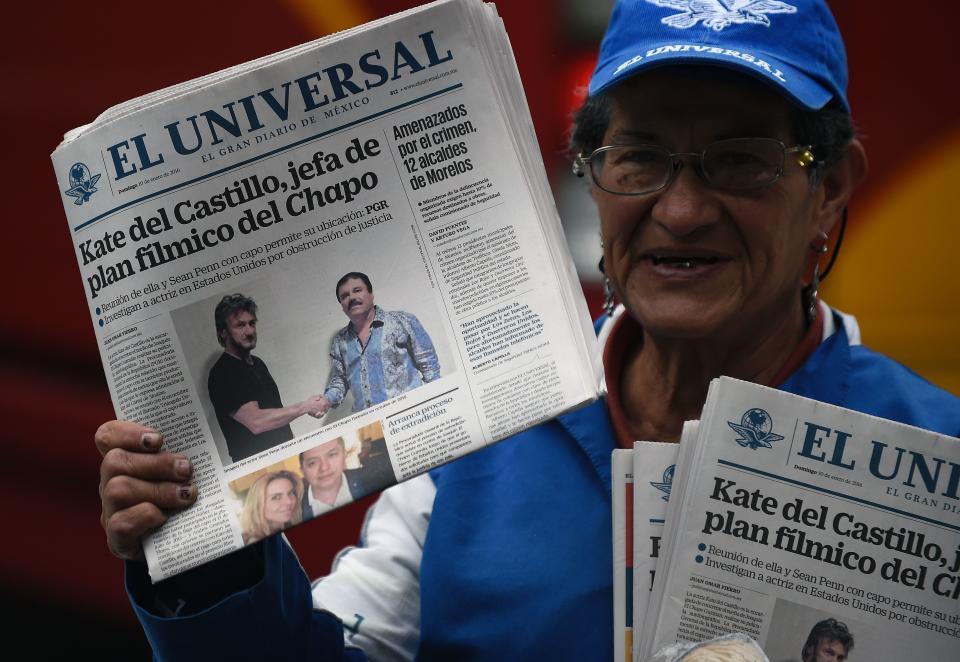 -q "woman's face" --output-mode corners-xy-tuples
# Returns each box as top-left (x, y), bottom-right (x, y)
(263, 477), (298, 529)
(594, 70), (826, 342)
